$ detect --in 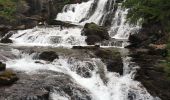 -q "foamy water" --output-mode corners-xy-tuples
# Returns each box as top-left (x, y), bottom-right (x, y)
(5, 49), (155, 100)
